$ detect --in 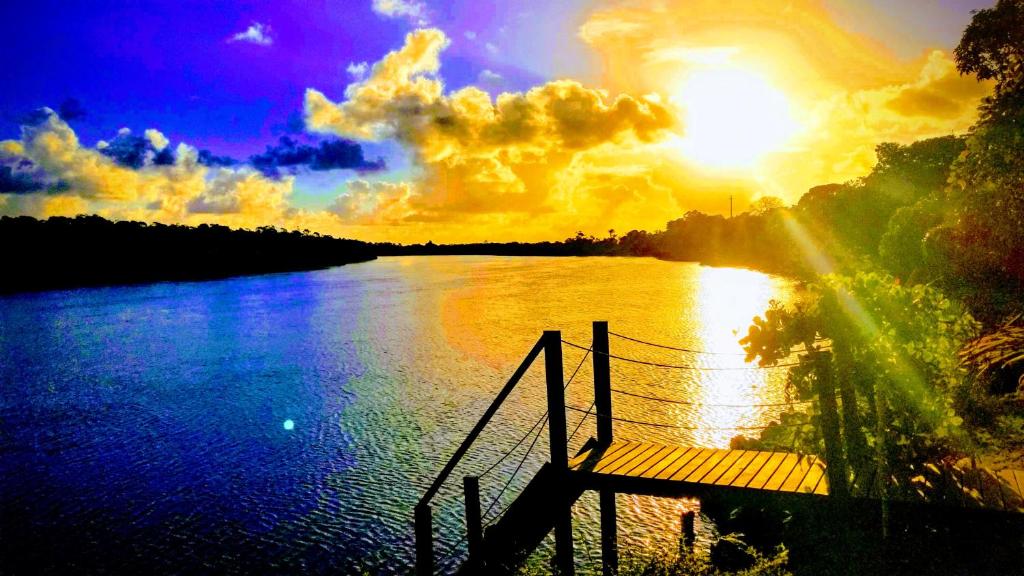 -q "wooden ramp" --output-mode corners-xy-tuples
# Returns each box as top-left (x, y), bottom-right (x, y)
(567, 440), (1024, 514)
